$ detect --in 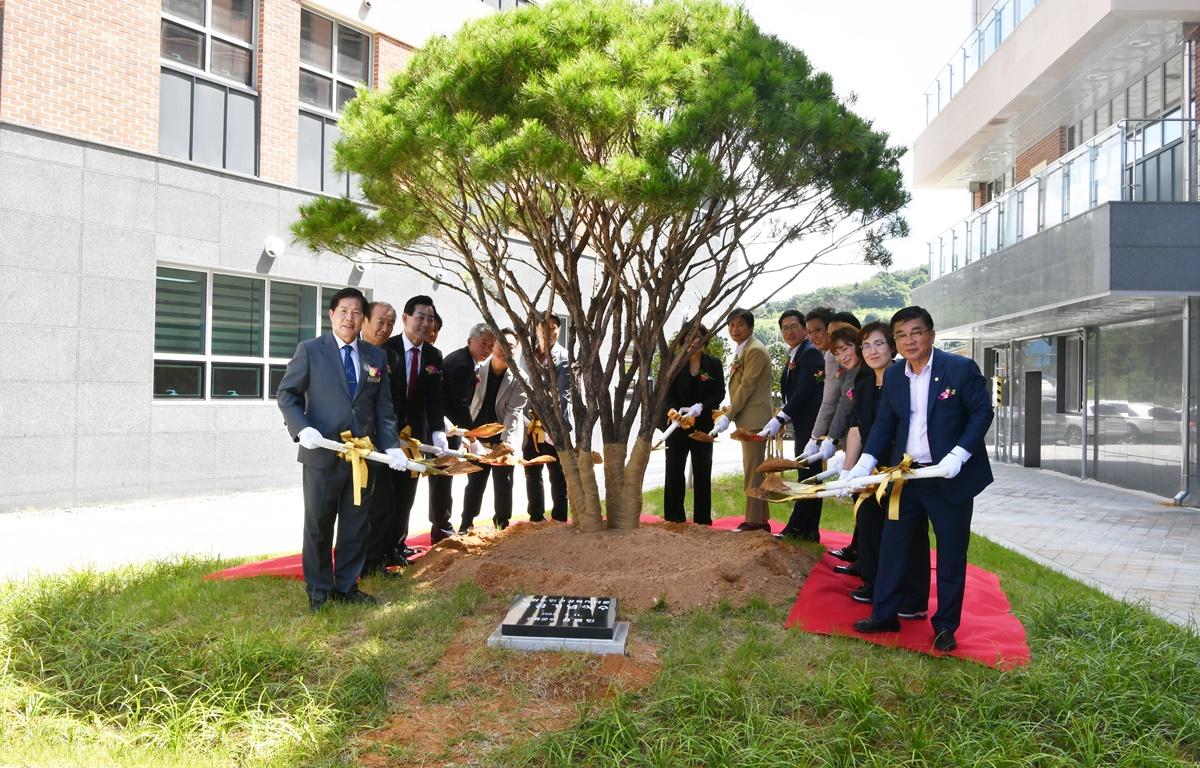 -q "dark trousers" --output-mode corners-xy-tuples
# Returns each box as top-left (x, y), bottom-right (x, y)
(427, 436), (460, 538)
(302, 461), (373, 597)
(783, 436), (822, 534)
(523, 437), (568, 521)
(662, 433), (713, 524)
(872, 481), (972, 633)
(855, 493), (929, 611)
(462, 461), (515, 529)
(366, 466), (419, 565)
